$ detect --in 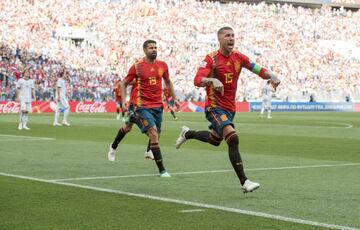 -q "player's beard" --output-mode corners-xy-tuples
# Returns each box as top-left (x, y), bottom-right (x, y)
(148, 52), (157, 61)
